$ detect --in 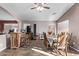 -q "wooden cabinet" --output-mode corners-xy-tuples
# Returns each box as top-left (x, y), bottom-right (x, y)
(10, 33), (21, 49)
(0, 23), (4, 32)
